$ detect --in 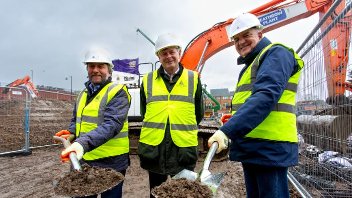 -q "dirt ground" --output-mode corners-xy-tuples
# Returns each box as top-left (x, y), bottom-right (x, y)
(0, 147), (247, 198)
(0, 99), (300, 198)
(0, 99), (247, 198)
